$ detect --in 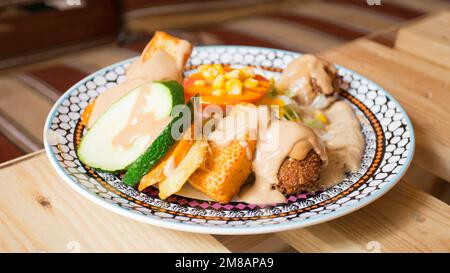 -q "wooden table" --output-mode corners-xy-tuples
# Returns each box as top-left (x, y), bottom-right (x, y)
(1, 12), (449, 253)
